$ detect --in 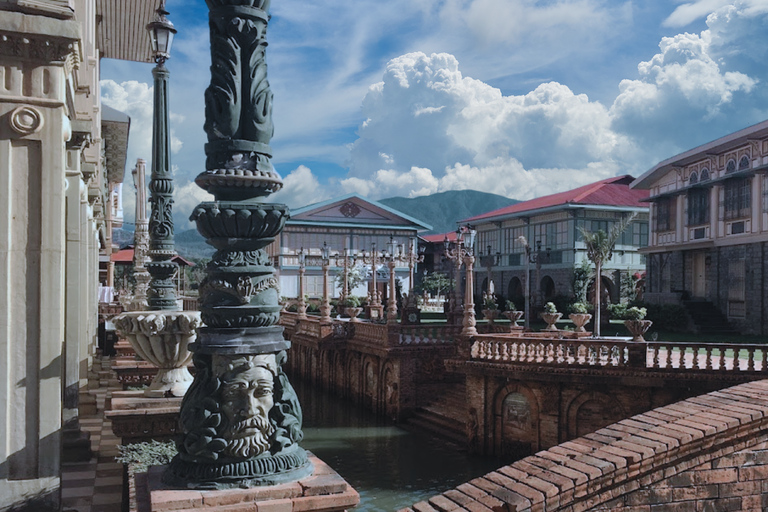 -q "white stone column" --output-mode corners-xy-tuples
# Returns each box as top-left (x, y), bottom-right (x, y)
(751, 175), (761, 233)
